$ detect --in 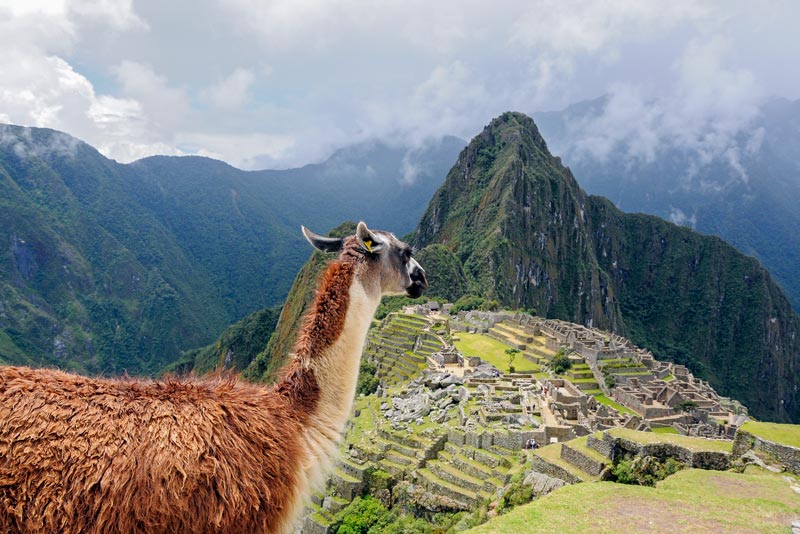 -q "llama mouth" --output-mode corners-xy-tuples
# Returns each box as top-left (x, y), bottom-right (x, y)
(406, 281), (425, 299)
